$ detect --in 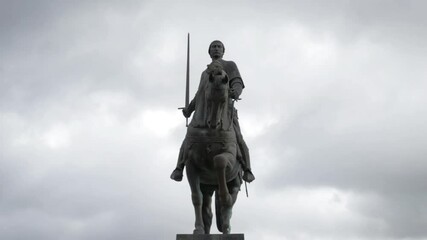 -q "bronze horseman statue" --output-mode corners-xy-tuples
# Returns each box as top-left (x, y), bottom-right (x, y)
(171, 39), (254, 234)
